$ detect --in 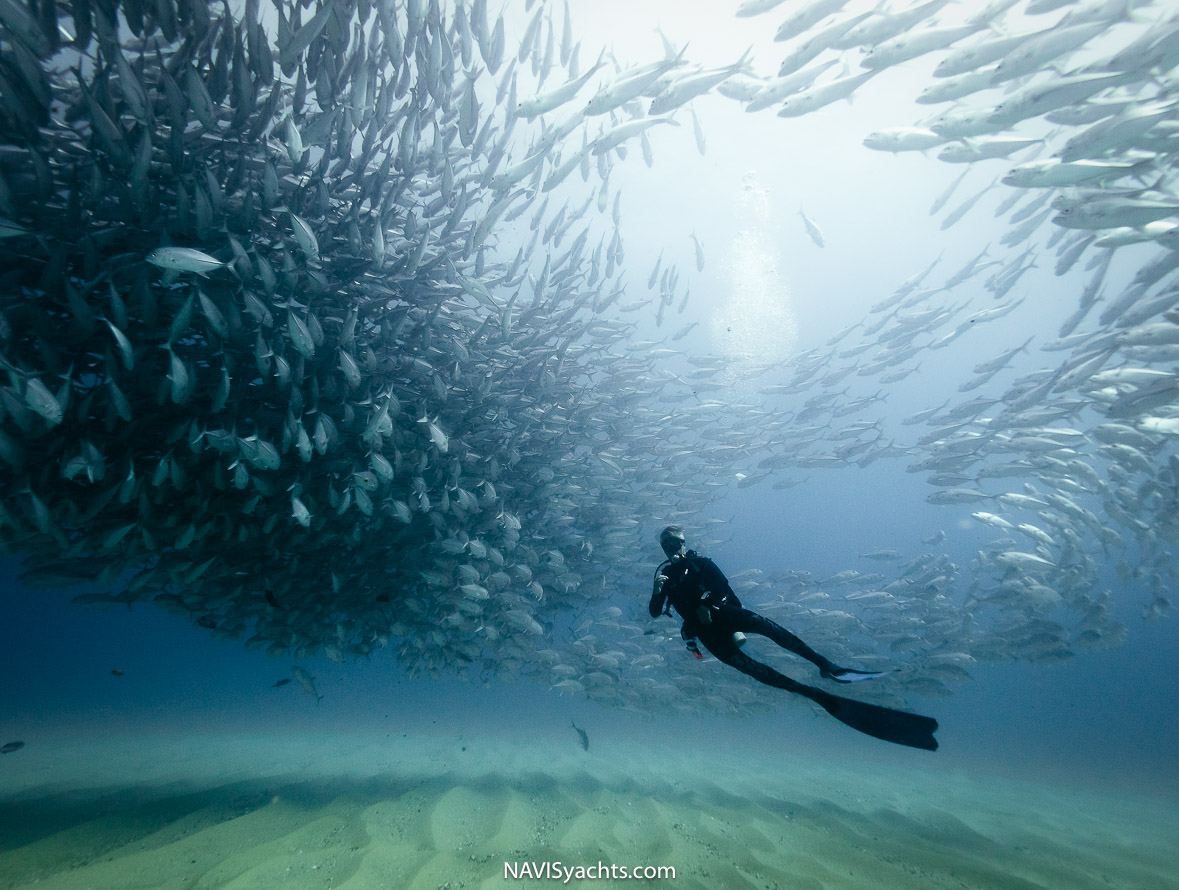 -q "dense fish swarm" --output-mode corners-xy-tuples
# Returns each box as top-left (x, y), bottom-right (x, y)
(0, 0), (786, 704)
(1, 0), (1178, 714)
